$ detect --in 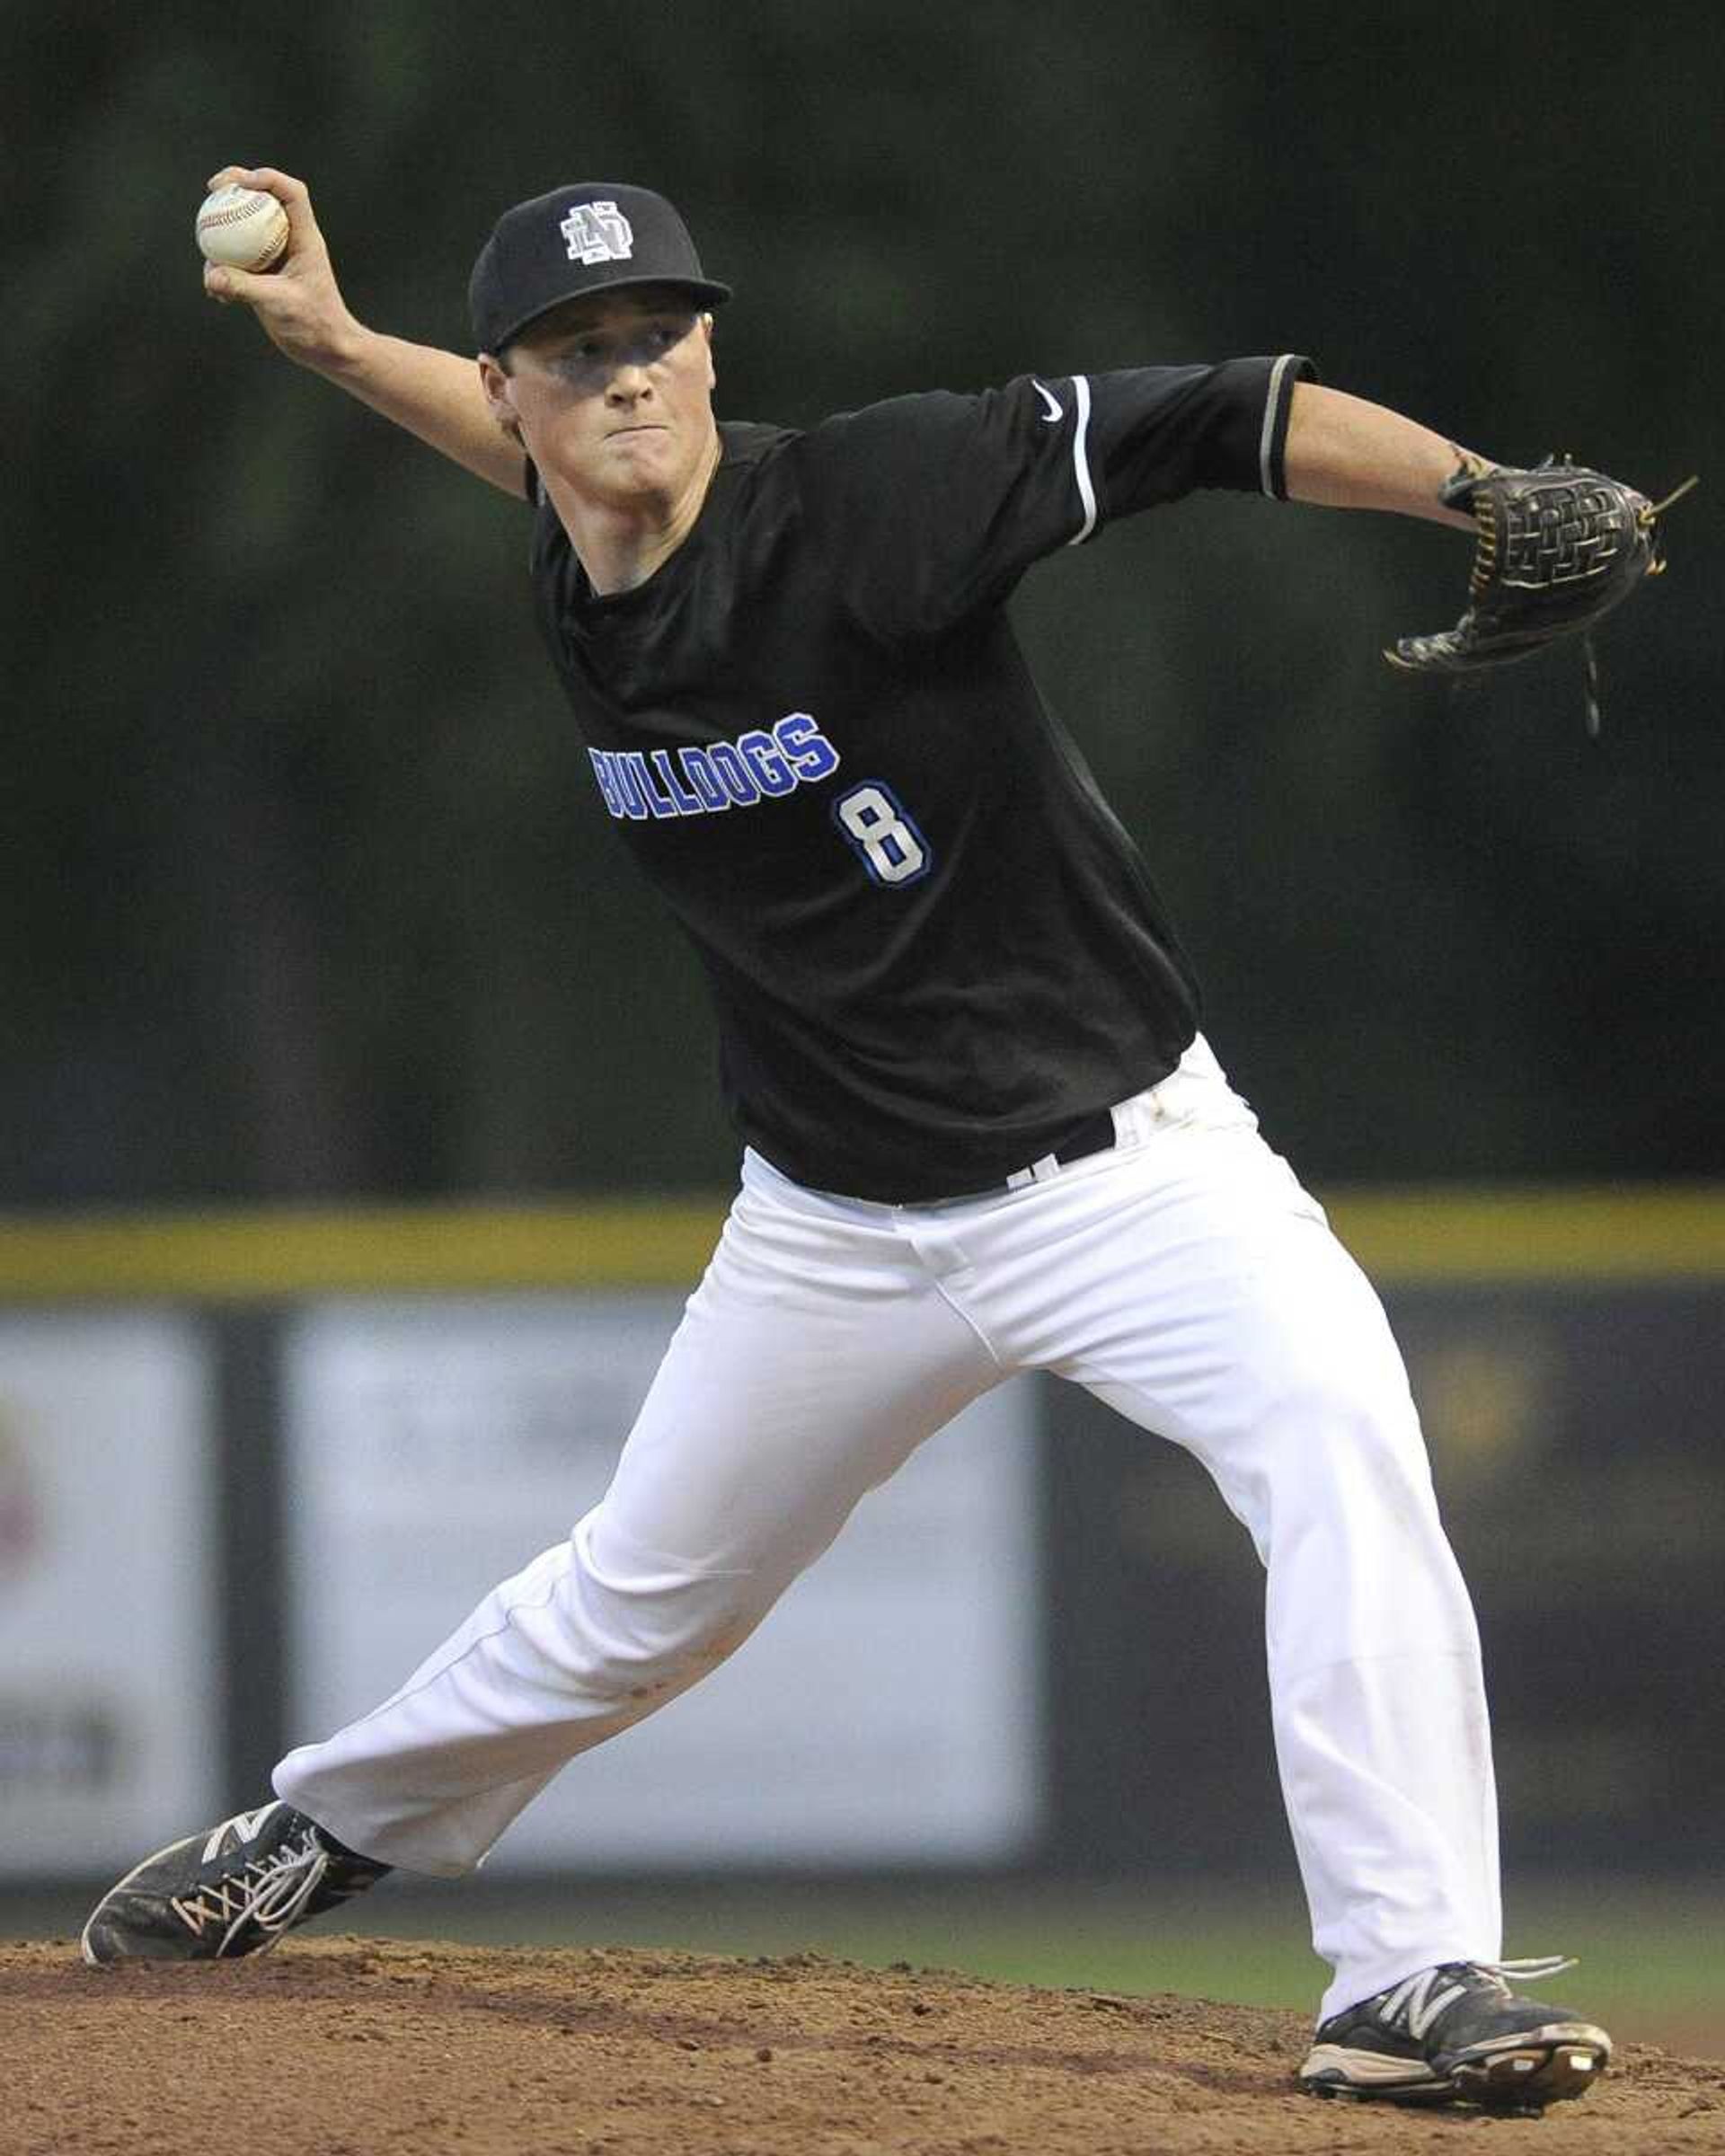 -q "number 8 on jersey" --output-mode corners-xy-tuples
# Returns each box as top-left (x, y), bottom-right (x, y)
(835, 782), (932, 887)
